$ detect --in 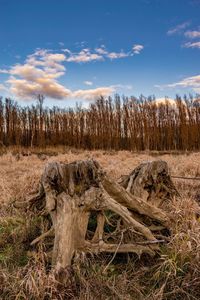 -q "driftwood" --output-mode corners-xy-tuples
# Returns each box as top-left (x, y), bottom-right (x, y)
(19, 159), (174, 273)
